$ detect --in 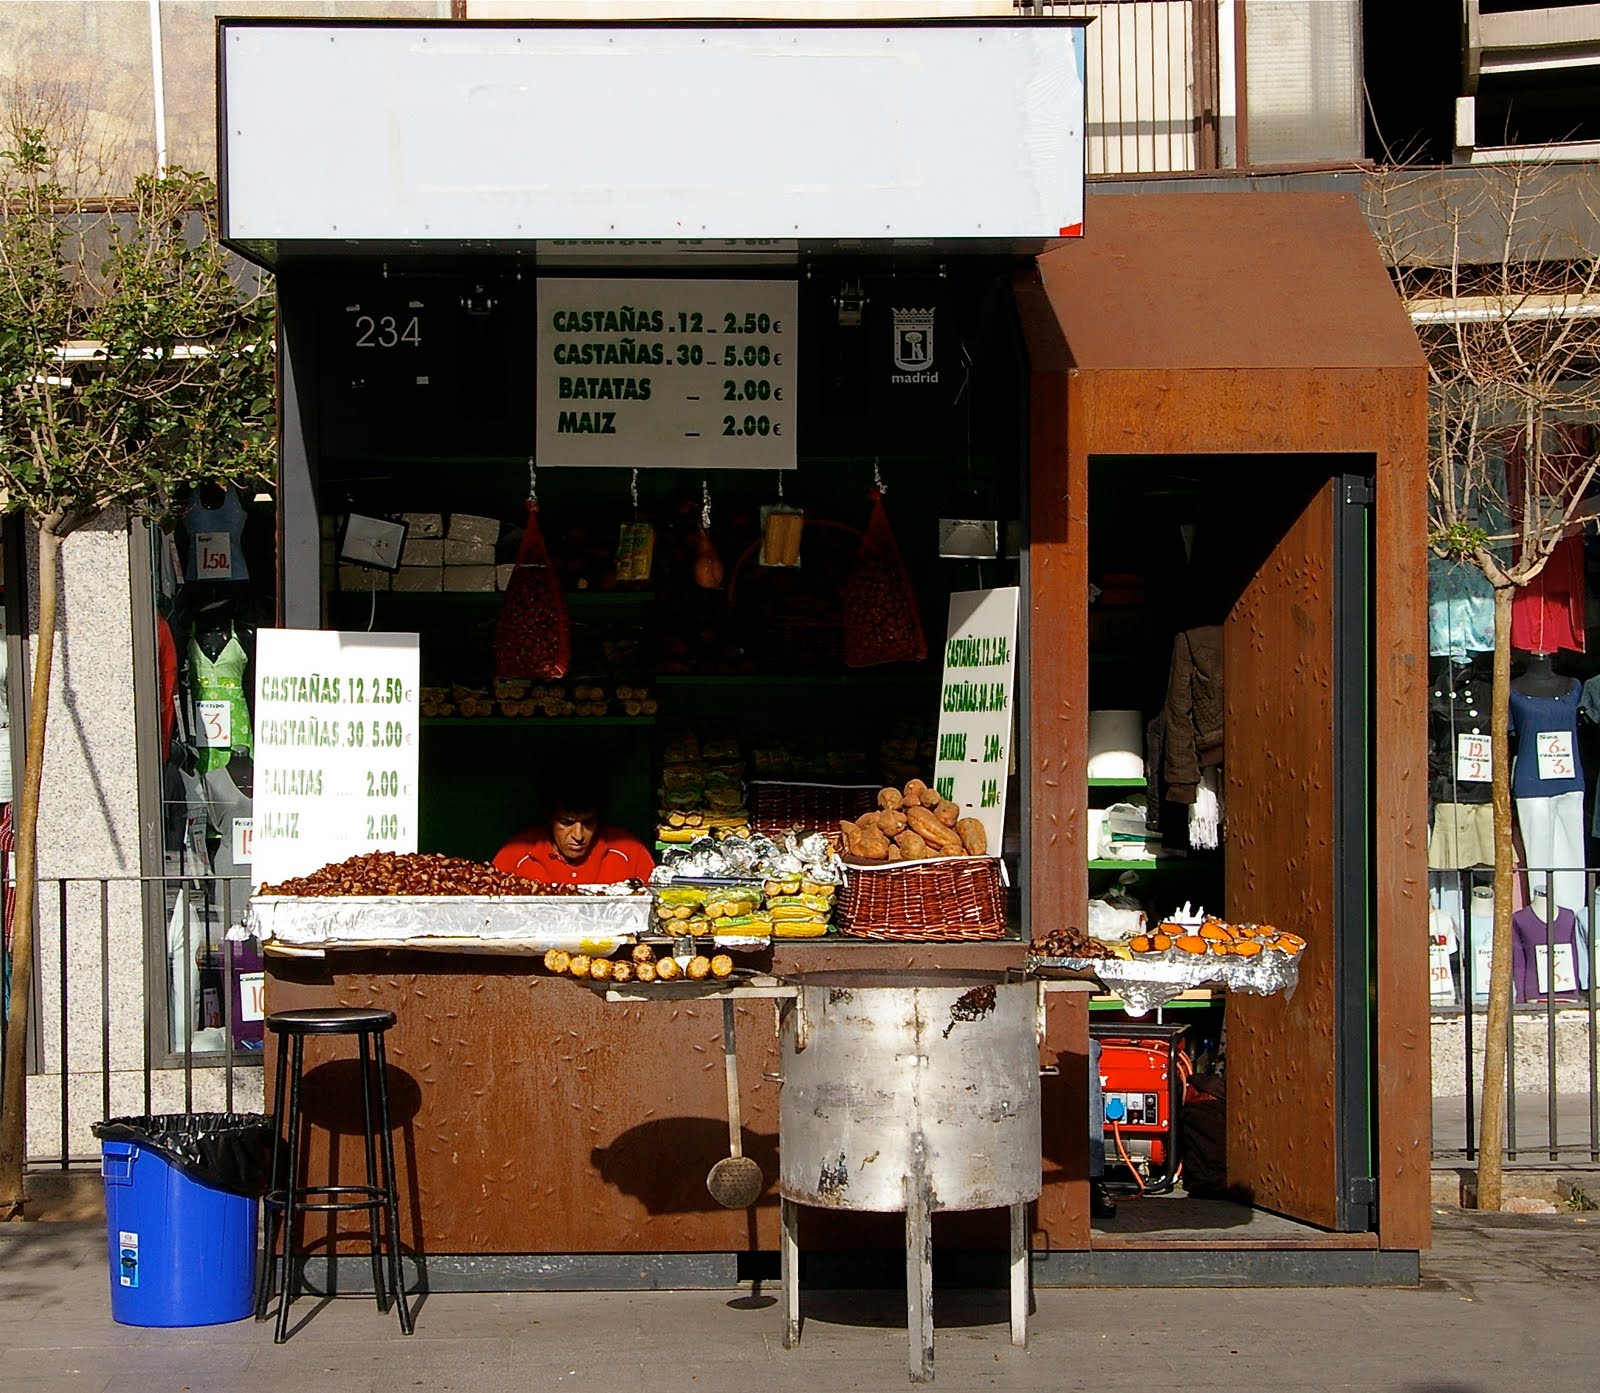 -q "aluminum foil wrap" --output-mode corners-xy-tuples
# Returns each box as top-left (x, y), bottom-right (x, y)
(245, 893), (652, 952)
(1028, 949), (1302, 1017)
(652, 832), (840, 885)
